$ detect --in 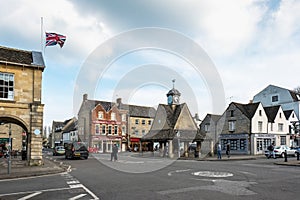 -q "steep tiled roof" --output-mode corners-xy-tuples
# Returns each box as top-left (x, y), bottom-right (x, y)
(264, 105), (281, 123)
(232, 102), (260, 119)
(283, 110), (293, 120)
(143, 103), (200, 141)
(127, 105), (156, 118)
(62, 117), (77, 133)
(81, 99), (156, 118)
